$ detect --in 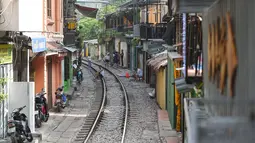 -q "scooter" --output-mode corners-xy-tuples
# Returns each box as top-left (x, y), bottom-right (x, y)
(77, 70), (82, 84)
(7, 106), (33, 143)
(55, 86), (67, 112)
(35, 88), (49, 128)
